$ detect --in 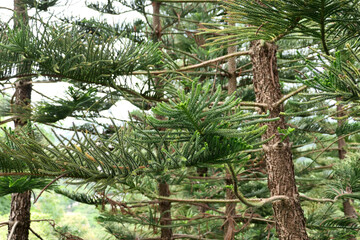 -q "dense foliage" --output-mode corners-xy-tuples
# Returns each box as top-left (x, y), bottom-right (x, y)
(0, 0), (360, 239)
